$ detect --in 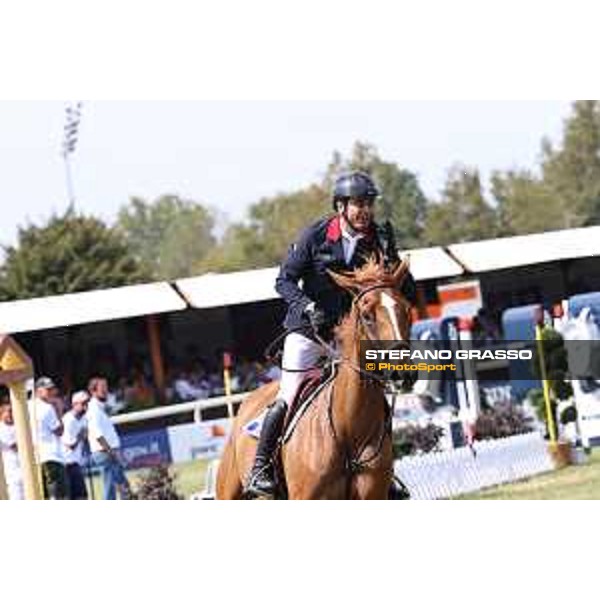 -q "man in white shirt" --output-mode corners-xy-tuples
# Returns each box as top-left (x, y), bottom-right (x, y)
(174, 369), (208, 401)
(87, 377), (131, 500)
(32, 377), (67, 499)
(62, 390), (90, 500)
(0, 394), (24, 500)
